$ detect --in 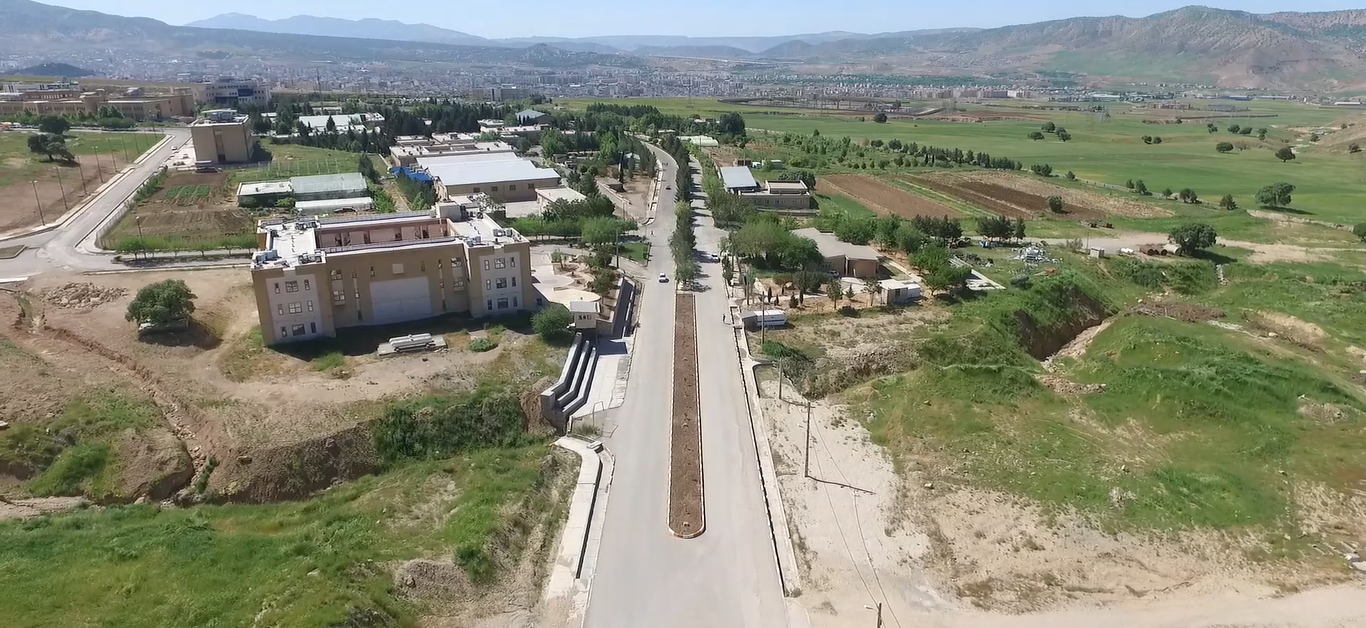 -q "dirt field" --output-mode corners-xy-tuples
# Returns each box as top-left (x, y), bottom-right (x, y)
(0, 154), (130, 234)
(101, 171), (255, 248)
(906, 175), (1041, 219)
(2, 269), (566, 504)
(820, 174), (959, 219)
(669, 293), (703, 537)
(916, 172), (1173, 219)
